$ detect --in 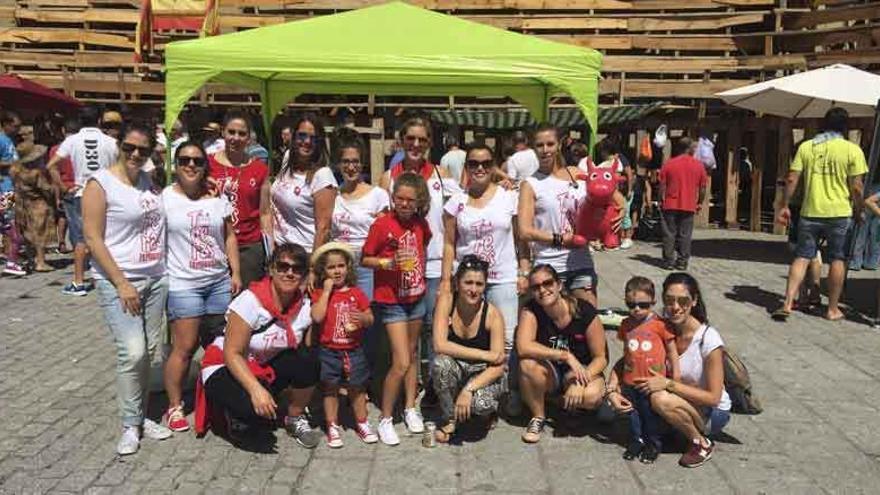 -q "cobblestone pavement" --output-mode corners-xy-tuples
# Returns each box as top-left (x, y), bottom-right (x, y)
(2, 229), (880, 494)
